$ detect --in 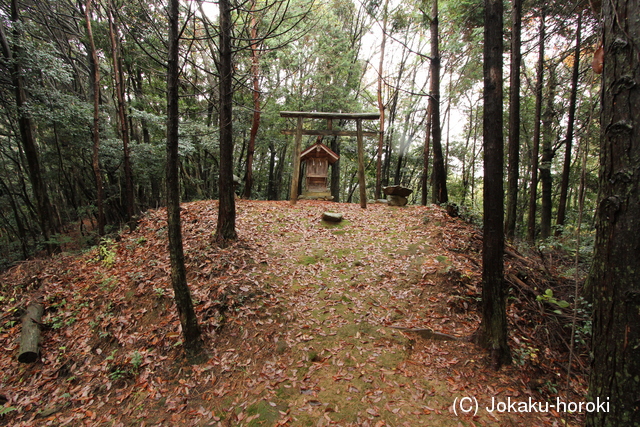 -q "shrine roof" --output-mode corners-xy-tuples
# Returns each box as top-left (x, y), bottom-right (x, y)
(300, 142), (339, 164)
